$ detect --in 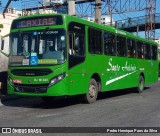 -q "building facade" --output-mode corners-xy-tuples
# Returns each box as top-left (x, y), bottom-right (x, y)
(85, 16), (114, 26)
(0, 8), (21, 37)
